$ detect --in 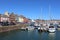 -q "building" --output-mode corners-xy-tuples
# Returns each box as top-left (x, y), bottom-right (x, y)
(9, 12), (16, 24)
(1, 15), (9, 22)
(23, 17), (29, 23)
(0, 12), (10, 26)
(0, 14), (2, 22)
(17, 15), (29, 23)
(0, 12), (9, 22)
(4, 11), (9, 17)
(15, 14), (18, 22)
(17, 15), (24, 23)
